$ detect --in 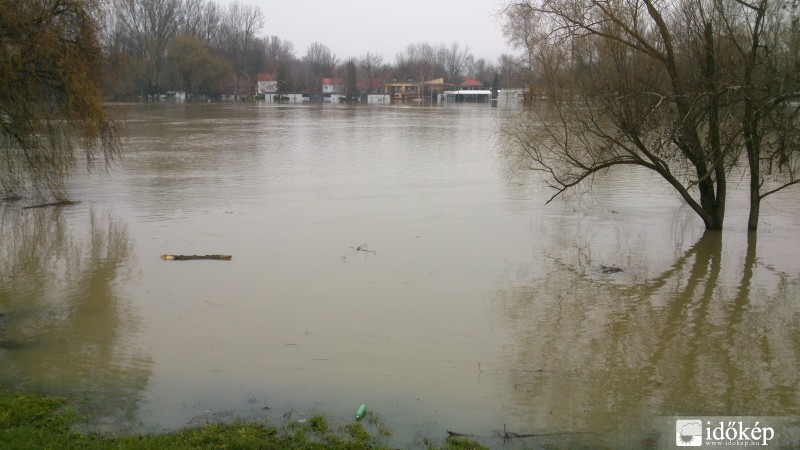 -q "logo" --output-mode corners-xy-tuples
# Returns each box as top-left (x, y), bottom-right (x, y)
(672, 417), (779, 447)
(676, 419), (703, 447)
